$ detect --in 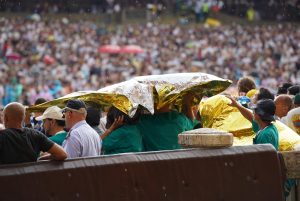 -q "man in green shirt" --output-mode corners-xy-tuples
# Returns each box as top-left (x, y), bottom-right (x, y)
(137, 94), (195, 151)
(251, 100), (279, 150)
(102, 124), (143, 155)
(102, 106), (143, 155)
(36, 106), (67, 146)
(227, 96), (295, 197)
(138, 111), (194, 151)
